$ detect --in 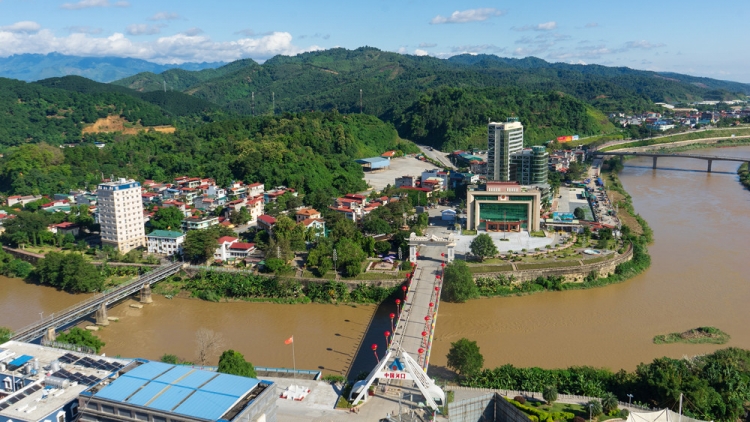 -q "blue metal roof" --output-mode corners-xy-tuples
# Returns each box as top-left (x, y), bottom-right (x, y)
(94, 362), (262, 421)
(8, 355), (33, 368)
(356, 157), (391, 169)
